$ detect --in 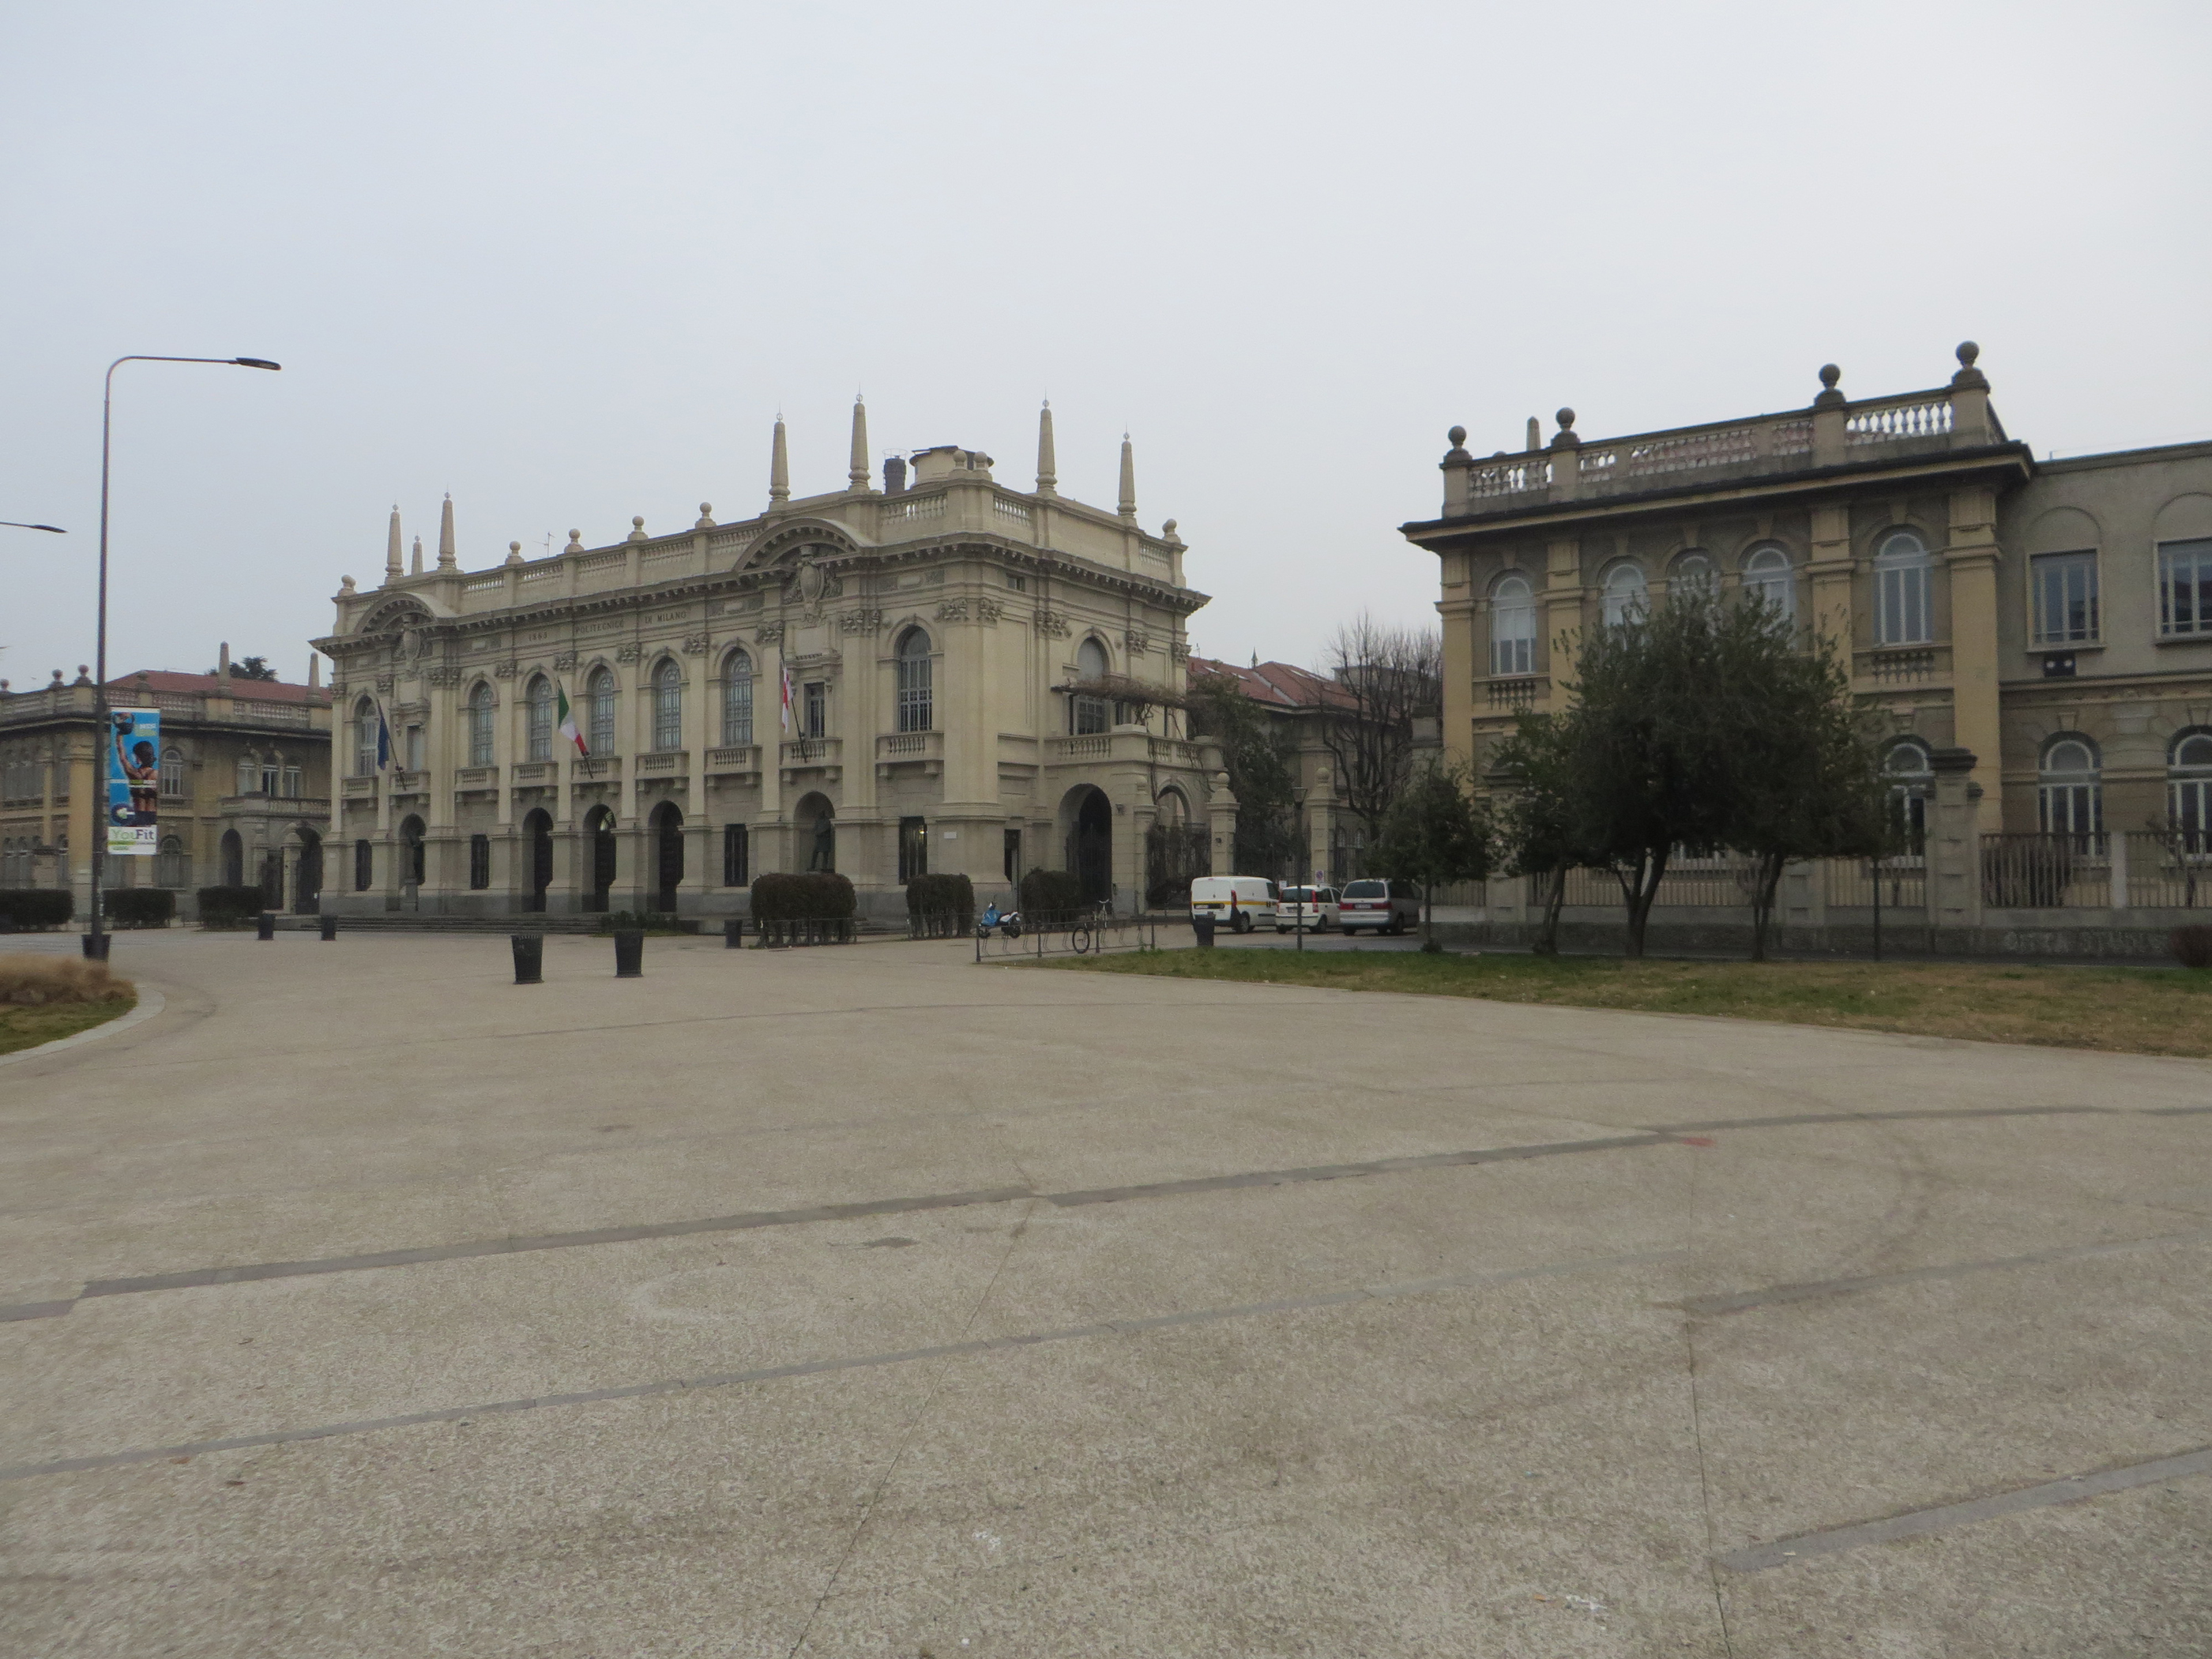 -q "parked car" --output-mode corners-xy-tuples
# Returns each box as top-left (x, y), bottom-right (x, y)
(1337, 877), (1420, 935)
(1274, 885), (1340, 932)
(1189, 875), (1279, 933)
